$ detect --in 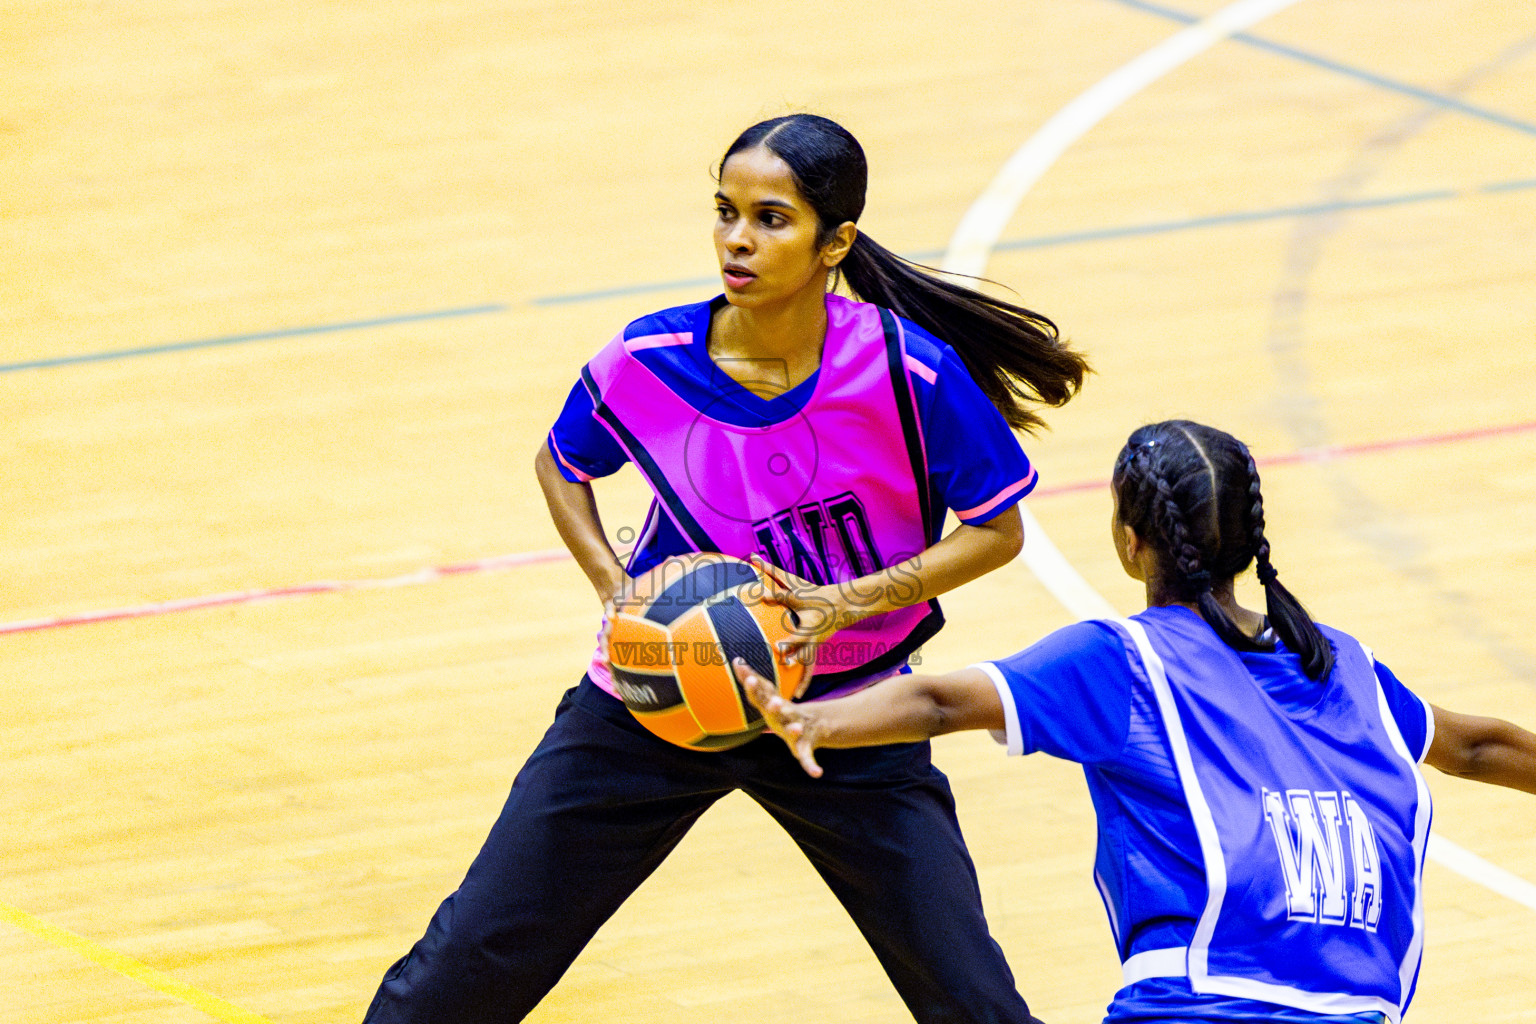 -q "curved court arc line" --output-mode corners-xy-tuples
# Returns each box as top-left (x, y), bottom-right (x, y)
(1261, 30), (1536, 688)
(944, 0), (1309, 279)
(944, 0), (1311, 621)
(938, 0), (1536, 912)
